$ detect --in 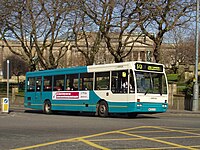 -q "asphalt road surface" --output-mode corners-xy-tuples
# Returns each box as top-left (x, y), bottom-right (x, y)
(0, 110), (200, 150)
